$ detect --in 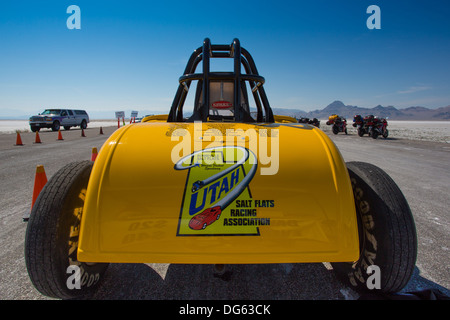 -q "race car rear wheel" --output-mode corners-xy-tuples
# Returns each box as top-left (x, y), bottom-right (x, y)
(25, 161), (108, 299)
(332, 161), (417, 294)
